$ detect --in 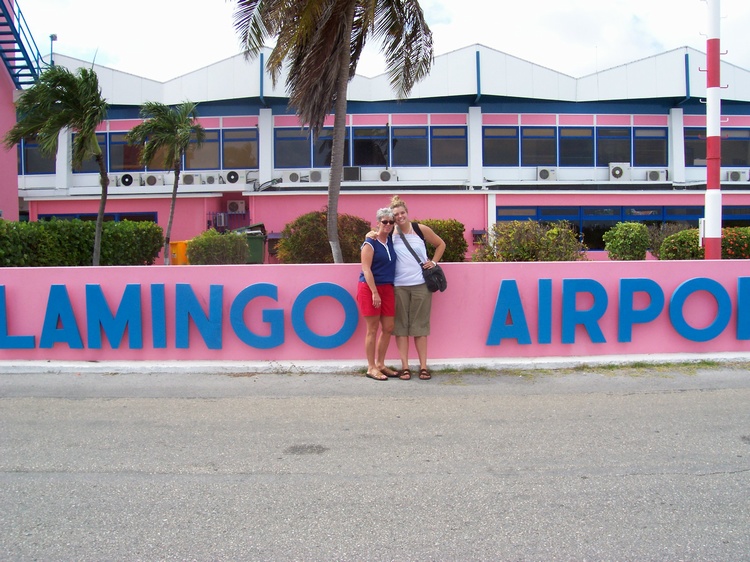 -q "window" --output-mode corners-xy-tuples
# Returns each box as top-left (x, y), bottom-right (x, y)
(353, 127), (388, 166)
(22, 137), (56, 174)
(72, 133), (107, 173)
(109, 132), (143, 172)
(633, 128), (667, 167)
(431, 127), (467, 166)
(223, 129), (258, 169)
(146, 145), (171, 172)
(559, 127), (594, 166)
(483, 127), (519, 166)
(185, 130), (220, 170)
(39, 212), (157, 223)
(313, 128), (350, 167)
(521, 127), (556, 166)
(391, 127), (428, 166)
(722, 129), (750, 167)
(684, 128), (706, 166)
(275, 128), (311, 168)
(596, 127), (631, 166)
(496, 207), (536, 219)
